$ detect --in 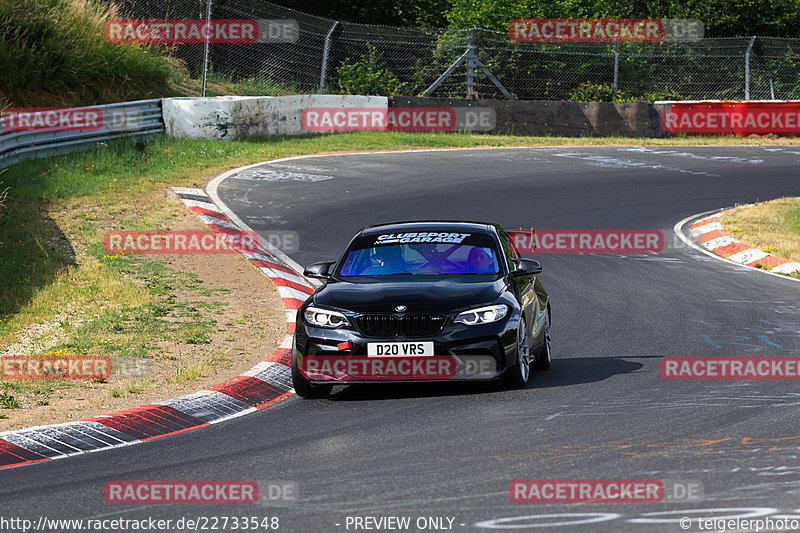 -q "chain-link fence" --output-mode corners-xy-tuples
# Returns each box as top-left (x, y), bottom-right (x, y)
(110, 0), (800, 101)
